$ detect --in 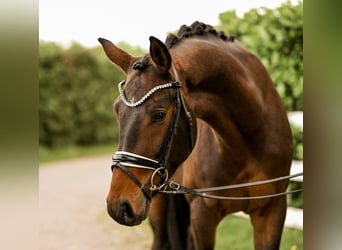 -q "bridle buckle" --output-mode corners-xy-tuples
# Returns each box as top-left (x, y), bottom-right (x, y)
(168, 181), (181, 191)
